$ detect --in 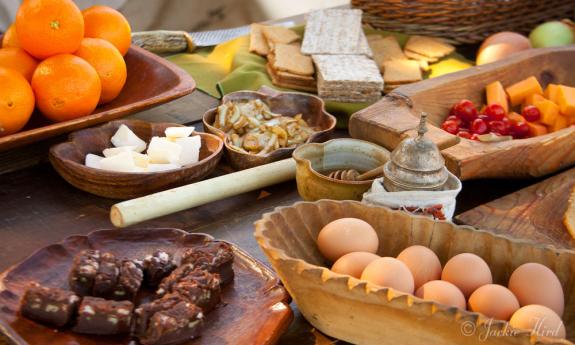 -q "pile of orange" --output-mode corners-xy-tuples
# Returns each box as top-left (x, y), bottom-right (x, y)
(0, 0), (131, 137)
